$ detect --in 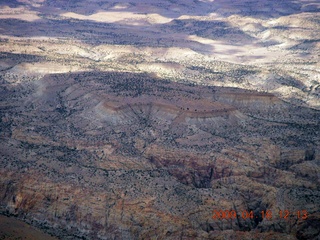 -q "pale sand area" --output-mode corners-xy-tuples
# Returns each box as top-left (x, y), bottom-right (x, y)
(61, 11), (172, 25)
(0, 6), (40, 21)
(9, 62), (81, 74)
